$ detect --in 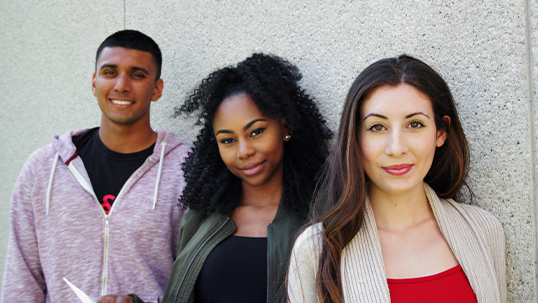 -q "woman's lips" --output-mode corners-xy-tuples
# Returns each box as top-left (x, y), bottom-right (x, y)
(240, 161), (265, 176)
(382, 164), (413, 176)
